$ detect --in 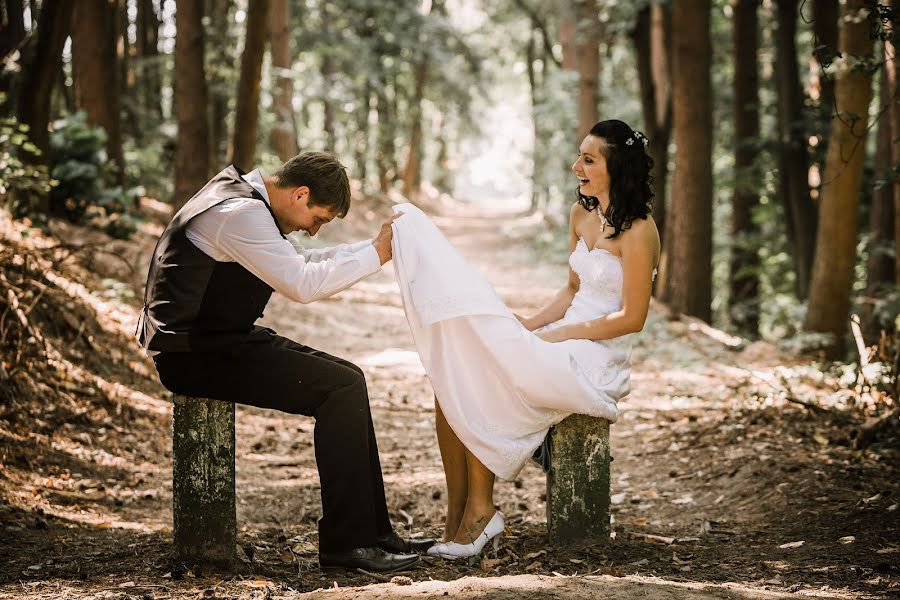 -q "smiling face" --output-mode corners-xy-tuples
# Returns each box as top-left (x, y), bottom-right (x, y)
(572, 135), (611, 200)
(278, 186), (337, 237)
